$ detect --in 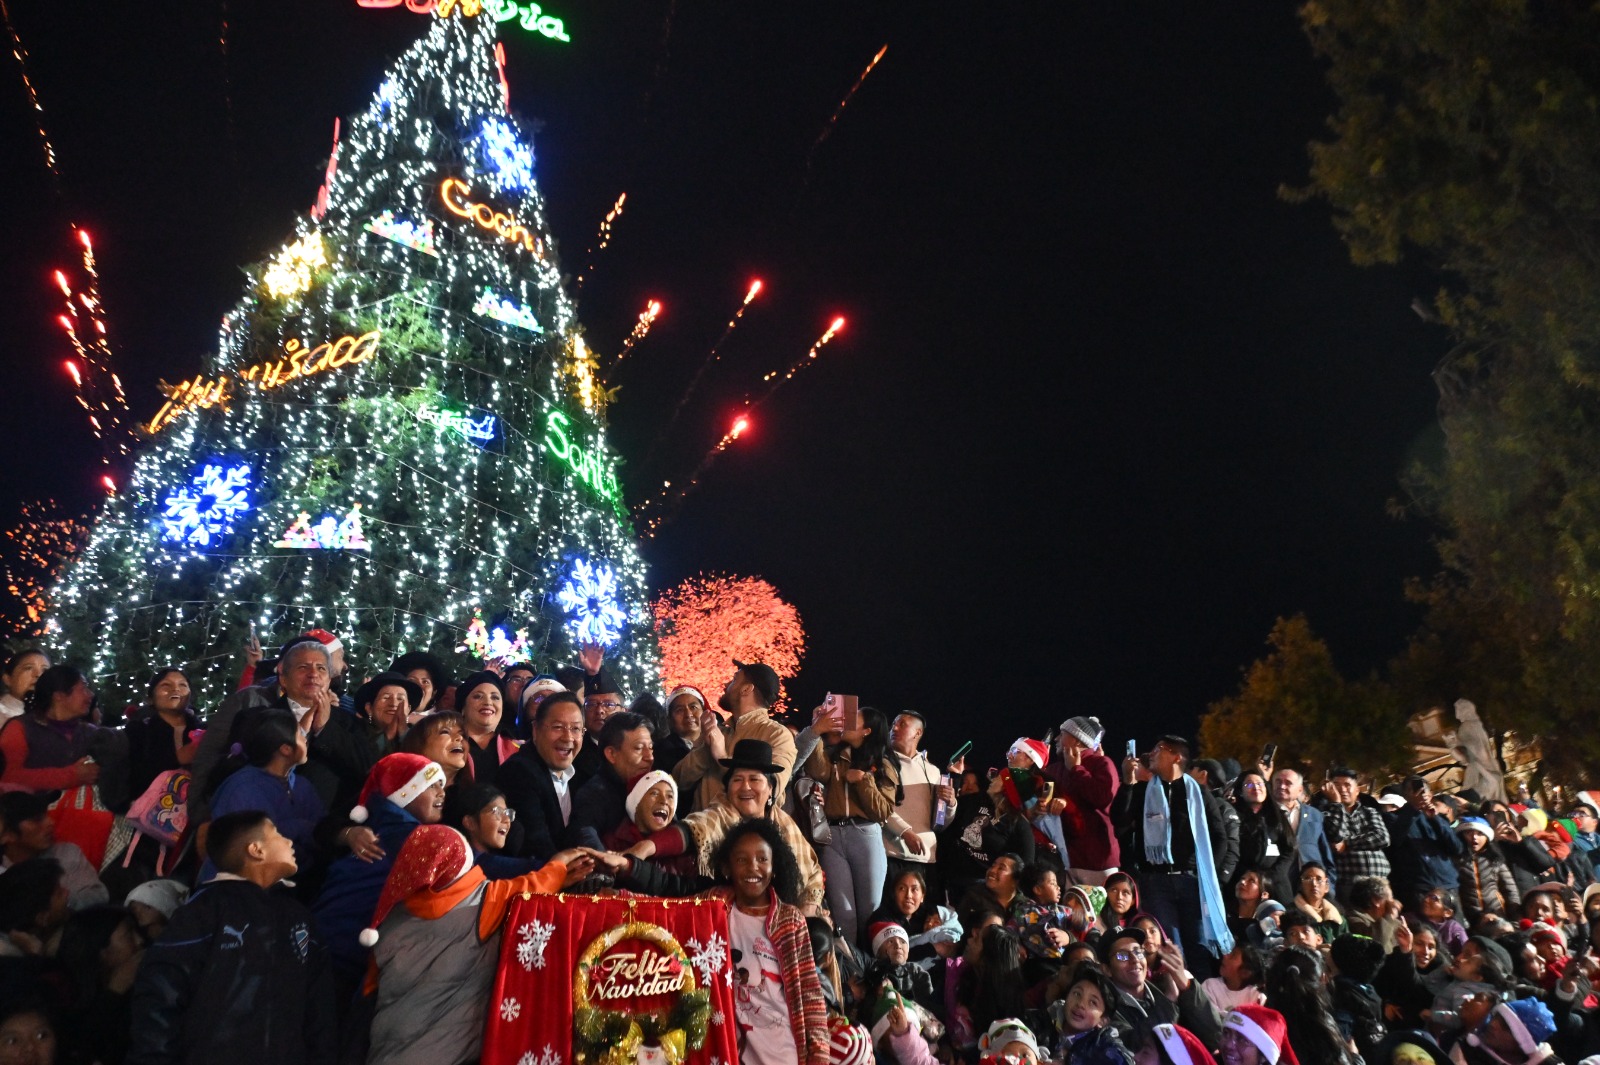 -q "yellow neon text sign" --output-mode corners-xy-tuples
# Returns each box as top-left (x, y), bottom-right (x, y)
(440, 178), (544, 257)
(146, 330), (382, 433)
